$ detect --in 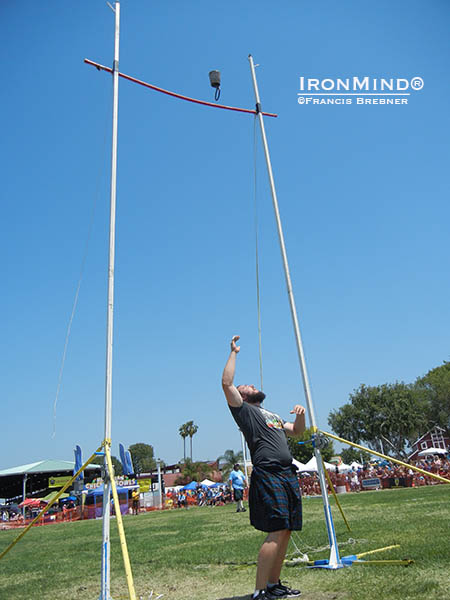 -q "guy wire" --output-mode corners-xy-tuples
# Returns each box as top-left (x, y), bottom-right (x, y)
(52, 111), (110, 438)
